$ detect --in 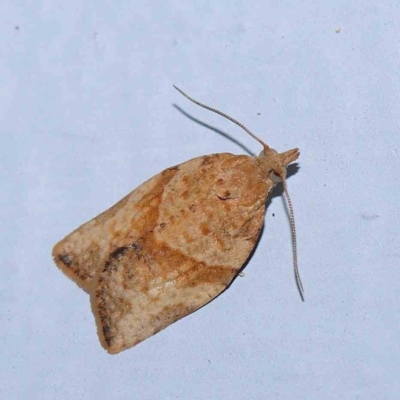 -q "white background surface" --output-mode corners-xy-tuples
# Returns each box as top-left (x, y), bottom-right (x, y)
(1, 1), (399, 399)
